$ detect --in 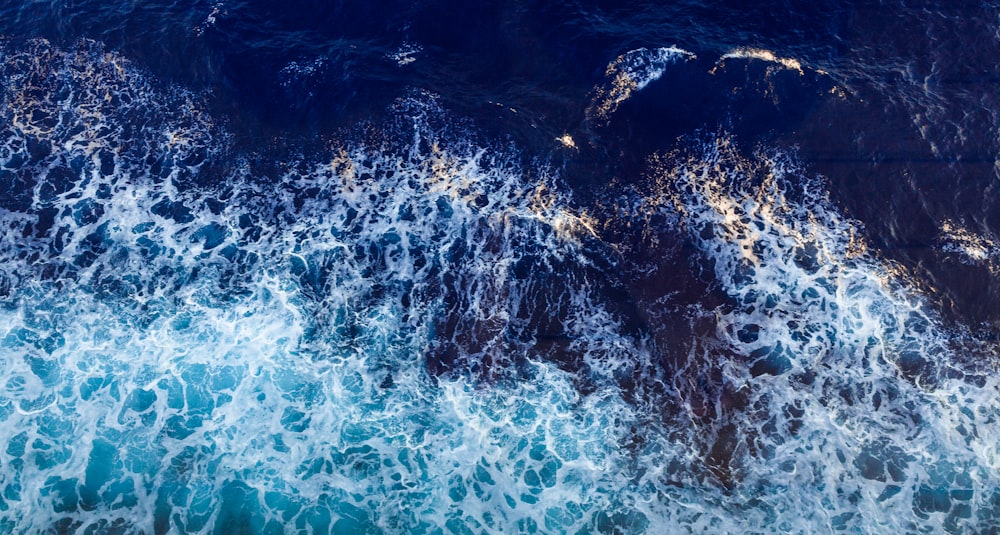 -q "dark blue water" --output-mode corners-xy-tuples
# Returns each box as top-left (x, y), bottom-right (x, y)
(1, 1), (1000, 533)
